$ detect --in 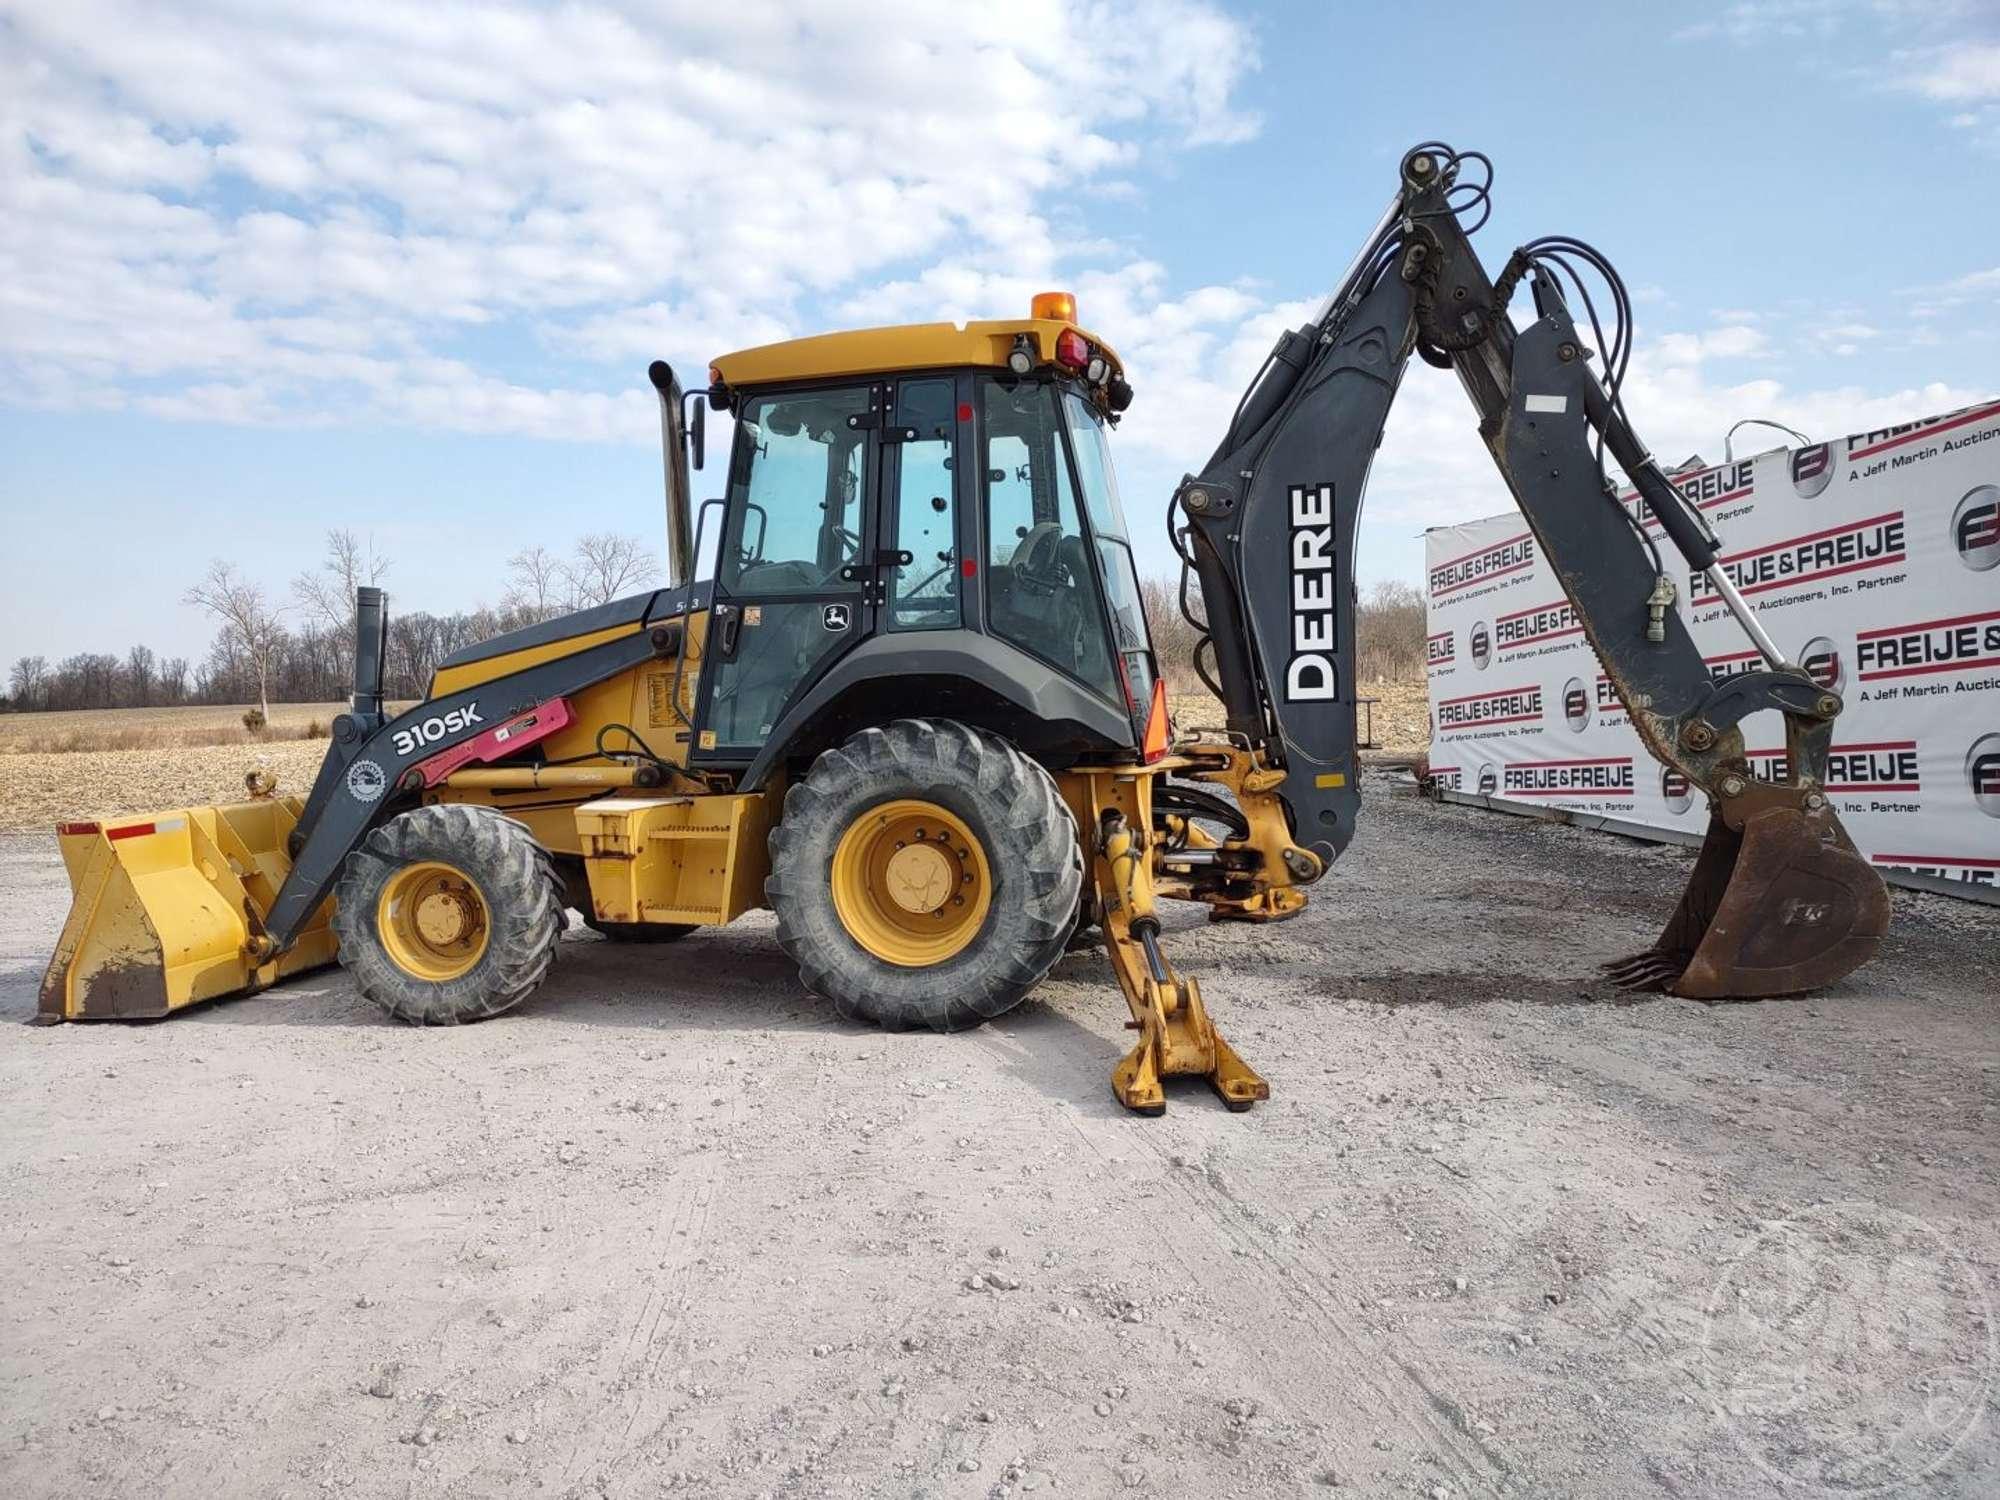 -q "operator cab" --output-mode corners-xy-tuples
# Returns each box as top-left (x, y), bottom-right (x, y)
(683, 293), (1165, 775)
